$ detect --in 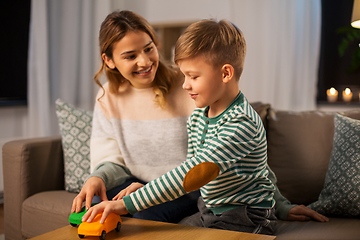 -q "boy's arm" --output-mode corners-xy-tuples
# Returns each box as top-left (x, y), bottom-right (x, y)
(266, 165), (329, 222)
(266, 164), (296, 220)
(123, 115), (263, 214)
